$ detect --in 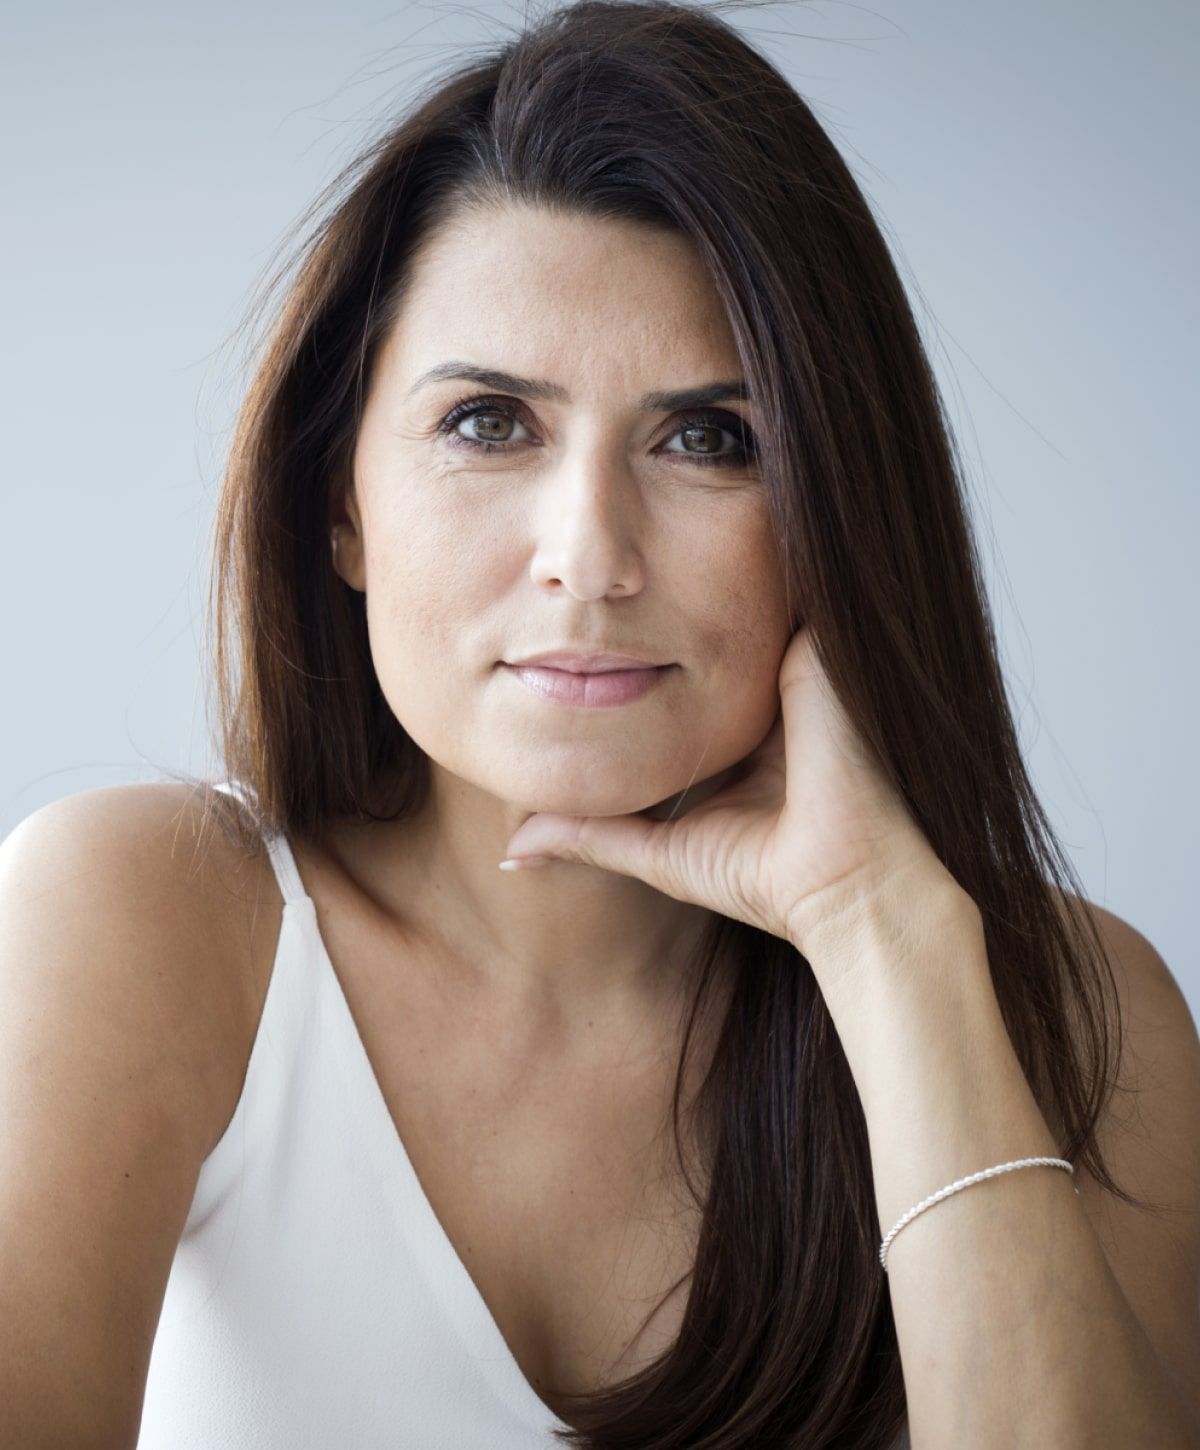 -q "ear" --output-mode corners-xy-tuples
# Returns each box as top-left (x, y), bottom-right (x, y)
(330, 488), (367, 593)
